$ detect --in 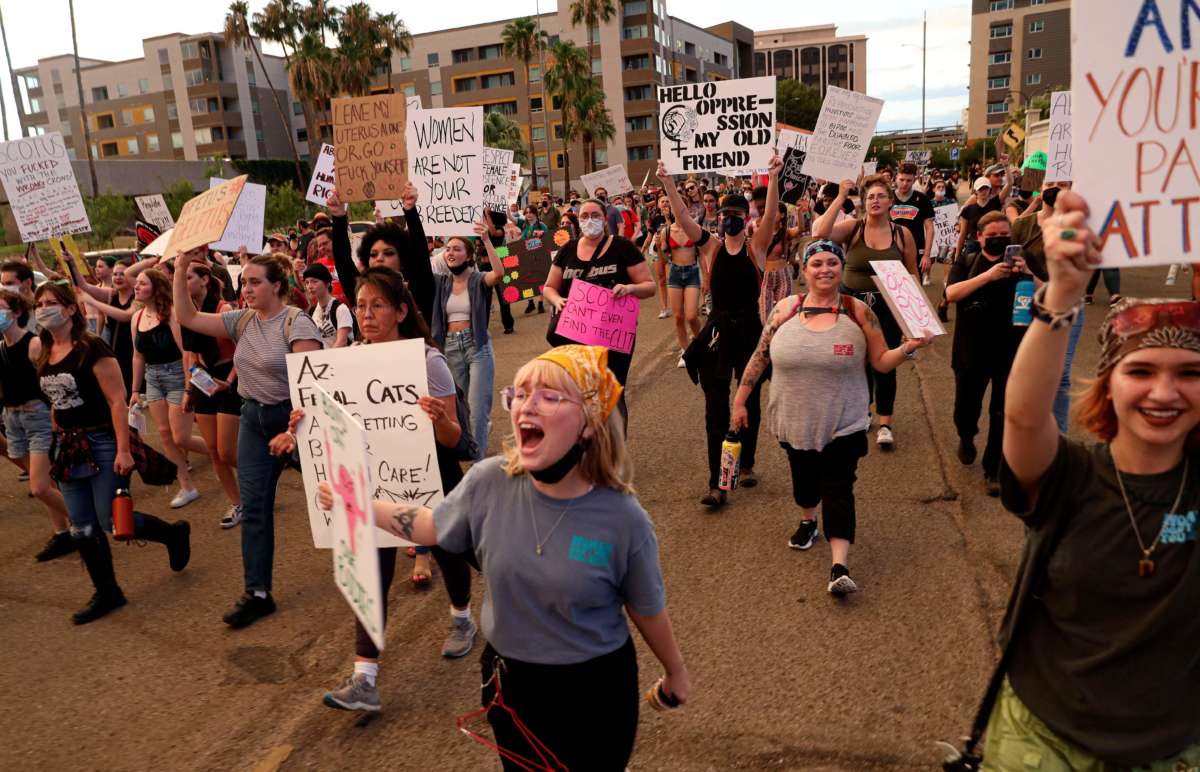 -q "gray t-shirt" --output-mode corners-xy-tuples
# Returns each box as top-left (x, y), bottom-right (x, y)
(222, 307), (322, 404)
(435, 457), (666, 664)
